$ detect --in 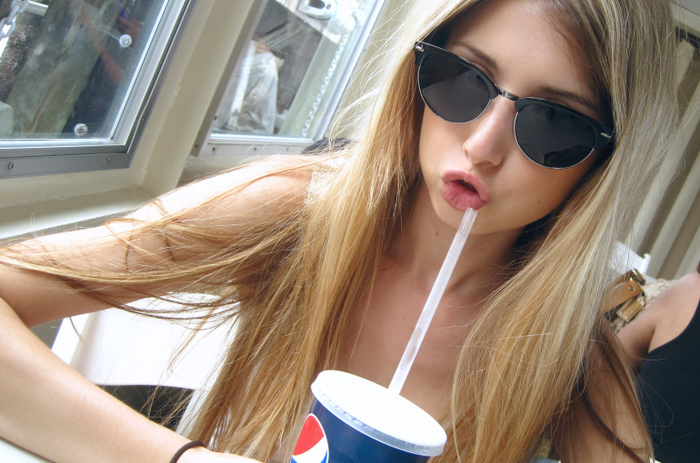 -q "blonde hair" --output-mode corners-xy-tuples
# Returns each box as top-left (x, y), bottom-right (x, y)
(0, 0), (680, 461)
